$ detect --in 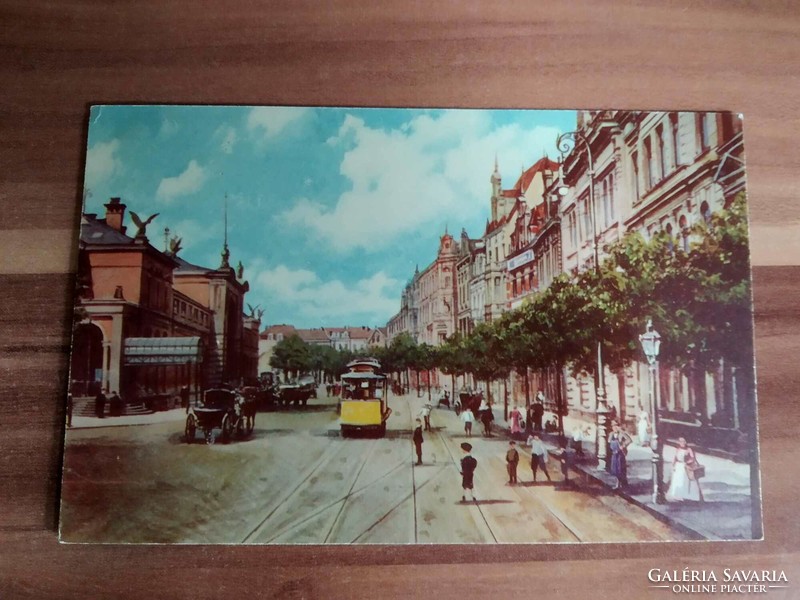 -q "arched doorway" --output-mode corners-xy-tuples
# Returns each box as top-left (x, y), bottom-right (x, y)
(71, 323), (104, 396)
